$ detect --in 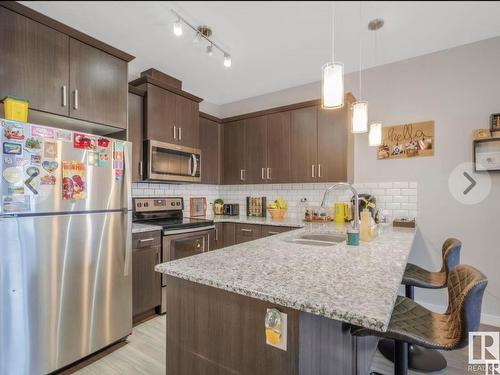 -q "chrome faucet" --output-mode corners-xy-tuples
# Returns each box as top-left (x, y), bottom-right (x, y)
(321, 182), (360, 230)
